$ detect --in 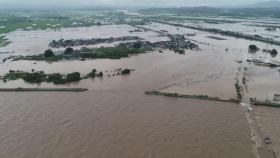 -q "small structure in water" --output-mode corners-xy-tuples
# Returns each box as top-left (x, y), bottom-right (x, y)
(247, 58), (280, 67)
(273, 94), (280, 102)
(265, 137), (272, 144)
